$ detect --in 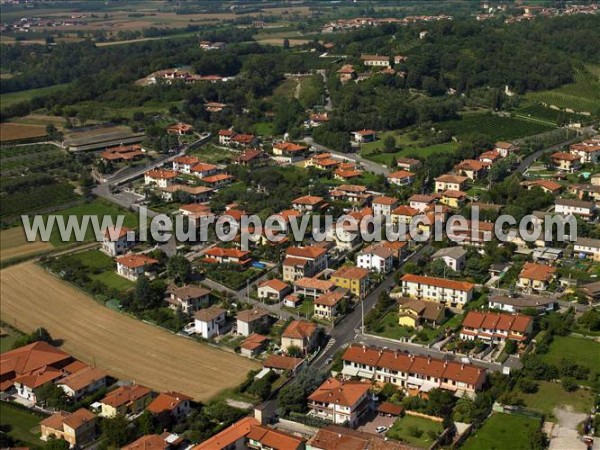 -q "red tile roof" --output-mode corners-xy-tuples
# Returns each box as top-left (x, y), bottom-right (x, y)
(401, 274), (474, 291)
(194, 417), (259, 450)
(292, 195), (325, 205)
(388, 170), (415, 180)
(147, 391), (192, 414)
(263, 354), (304, 371)
(145, 169), (178, 180)
(116, 254), (158, 269)
(273, 142), (308, 152)
(246, 425), (305, 450)
(204, 247), (250, 259)
(240, 334), (270, 351)
(332, 266), (370, 280)
(282, 320), (317, 340)
(100, 384), (152, 408)
(259, 279), (289, 293)
(286, 245), (327, 259)
(372, 196), (398, 206)
(308, 378), (370, 407)
(519, 262), (556, 281)
(41, 408), (95, 432)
